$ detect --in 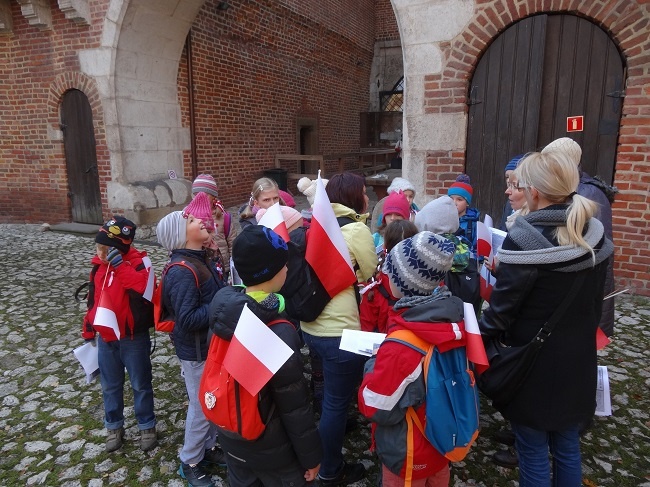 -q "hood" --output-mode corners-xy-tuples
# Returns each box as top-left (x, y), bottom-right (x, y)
(331, 203), (369, 224)
(209, 286), (281, 340)
(461, 207), (481, 222)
